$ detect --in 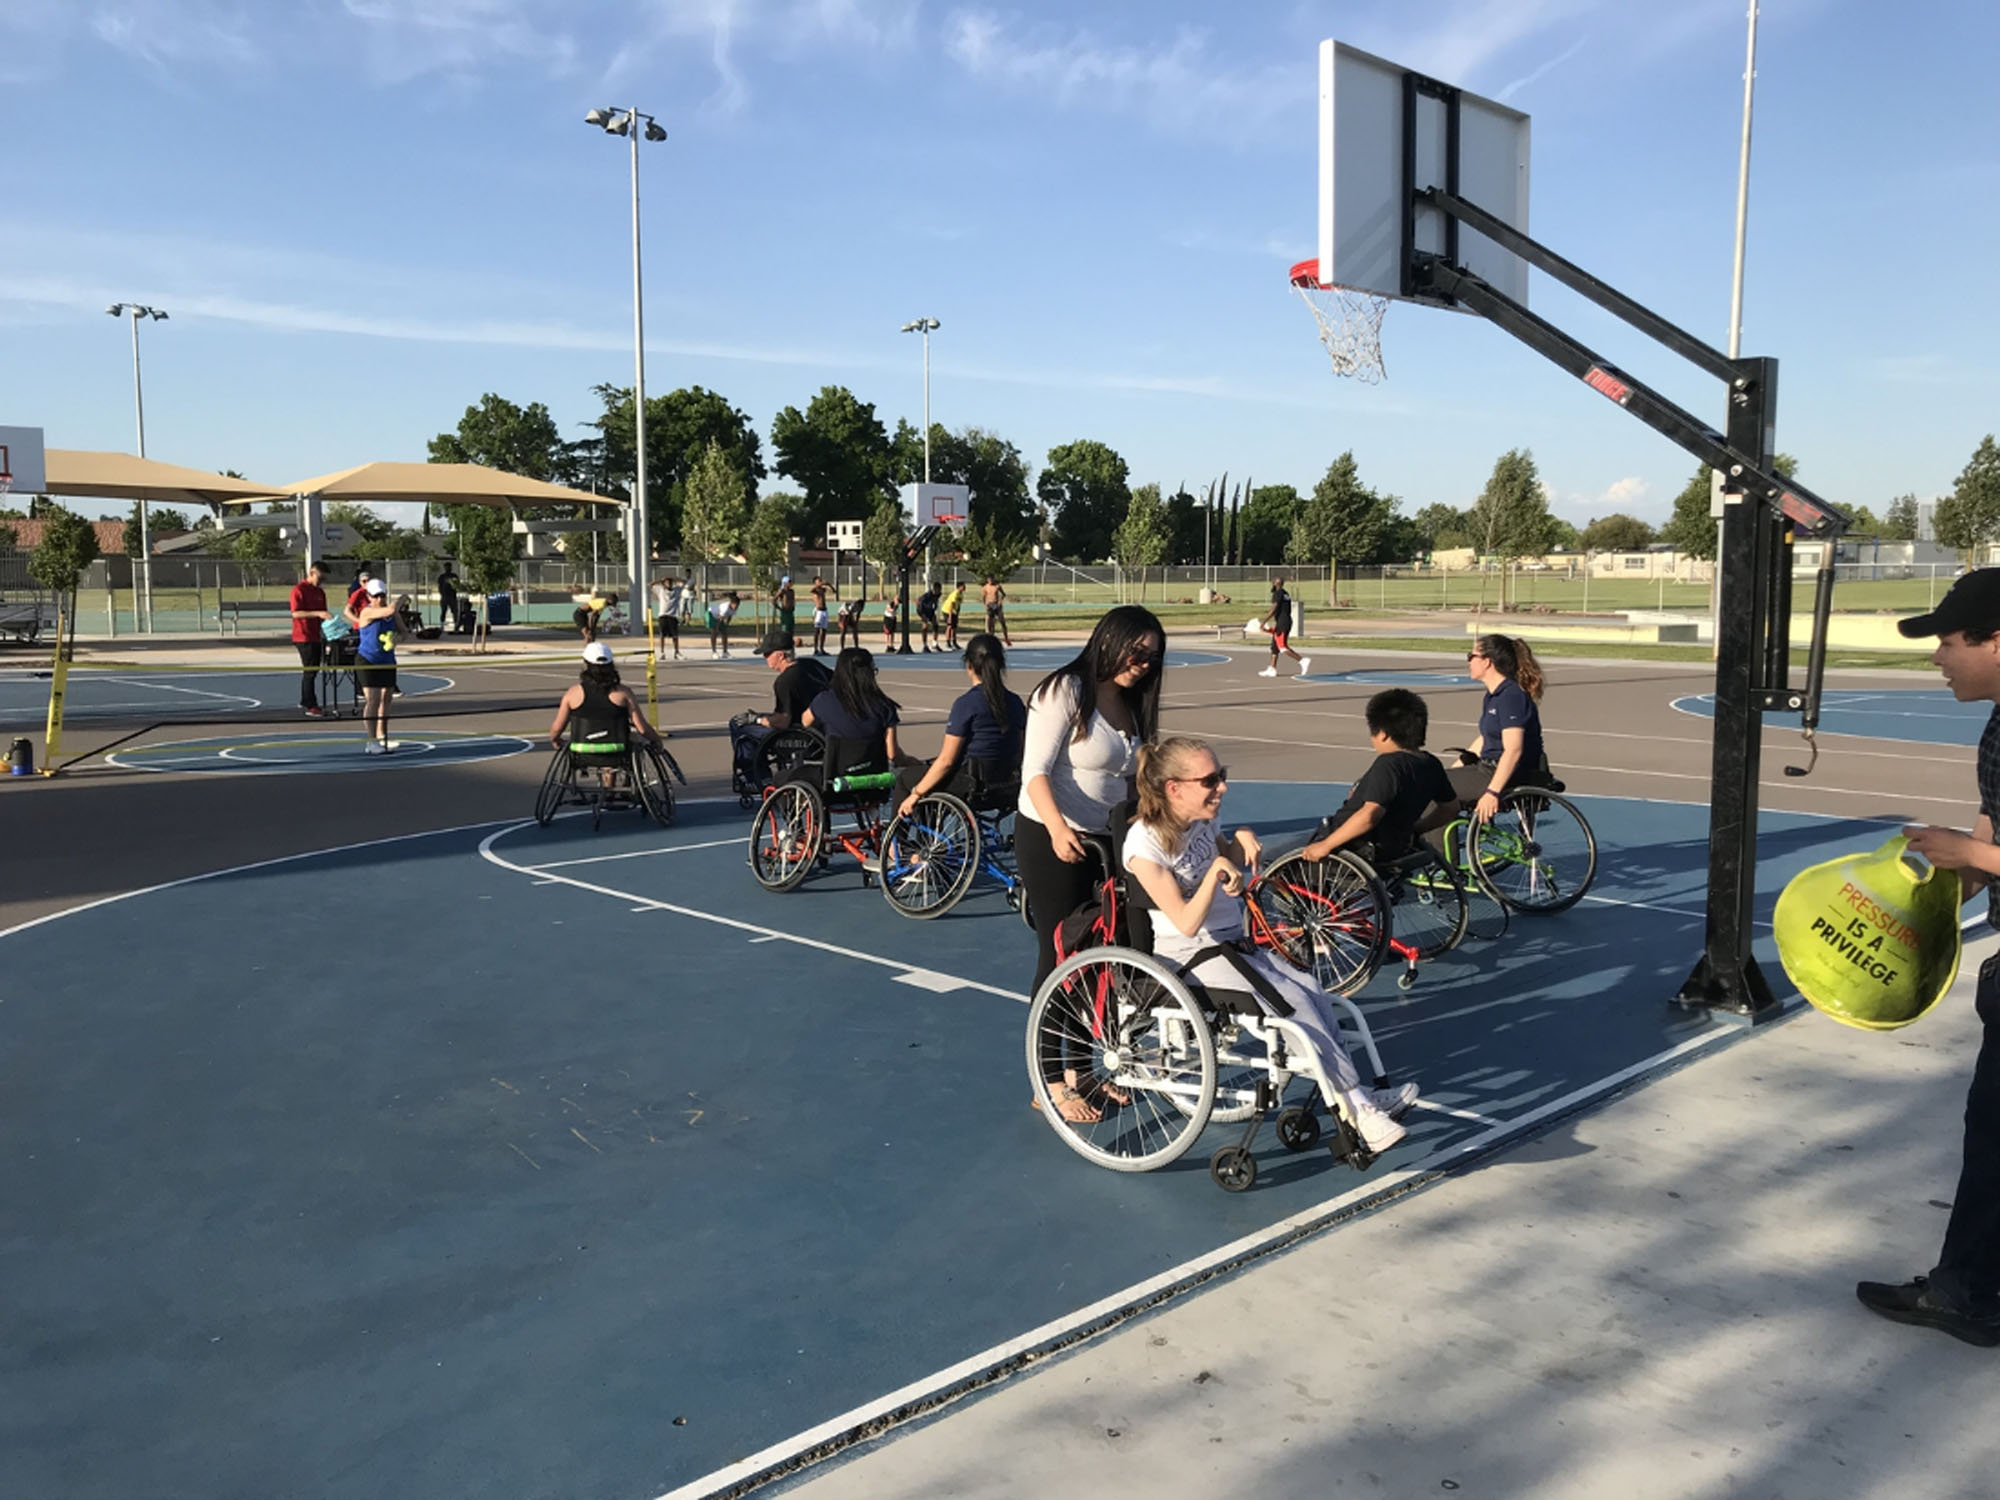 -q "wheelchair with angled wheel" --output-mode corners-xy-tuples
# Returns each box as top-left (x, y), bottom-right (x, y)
(535, 733), (684, 830)
(746, 730), (899, 892)
(1026, 816), (1408, 1194)
(878, 768), (1032, 925)
(1436, 773), (1598, 914)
